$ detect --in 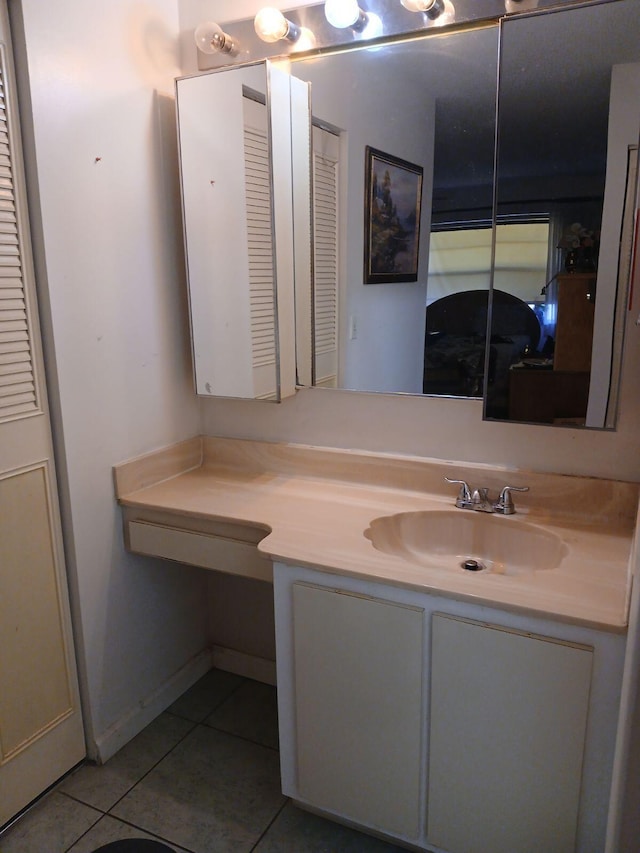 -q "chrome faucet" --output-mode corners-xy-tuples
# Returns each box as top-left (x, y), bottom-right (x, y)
(493, 485), (530, 515)
(445, 478), (529, 515)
